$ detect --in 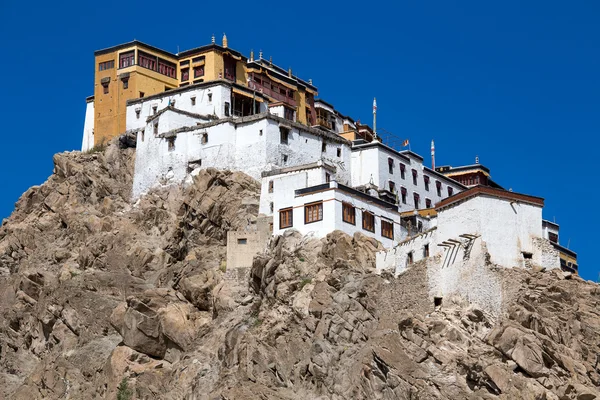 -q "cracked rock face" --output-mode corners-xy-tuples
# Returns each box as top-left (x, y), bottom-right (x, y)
(1, 140), (599, 399)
